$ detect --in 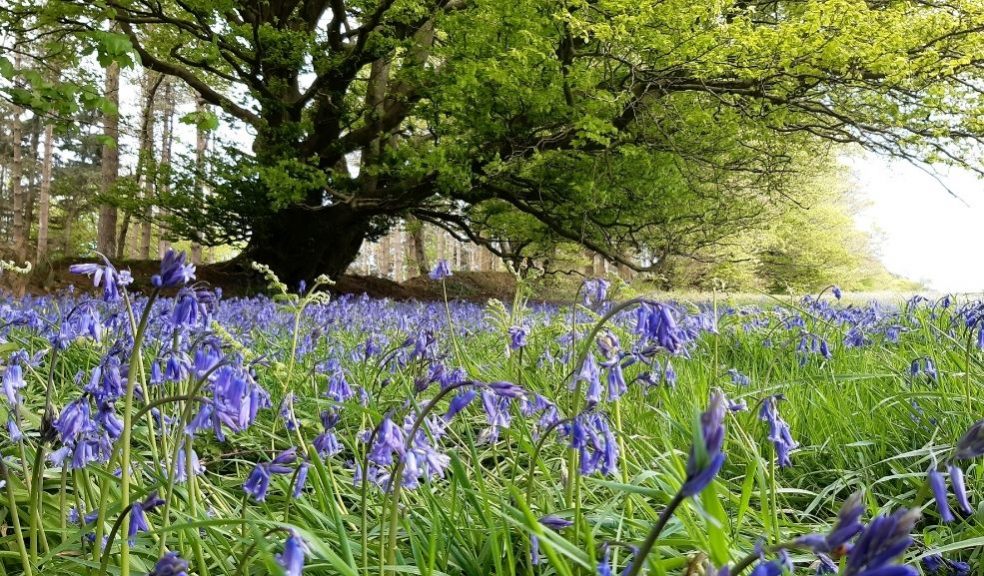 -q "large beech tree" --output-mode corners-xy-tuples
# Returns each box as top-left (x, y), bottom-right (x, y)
(4, 0), (984, 283)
